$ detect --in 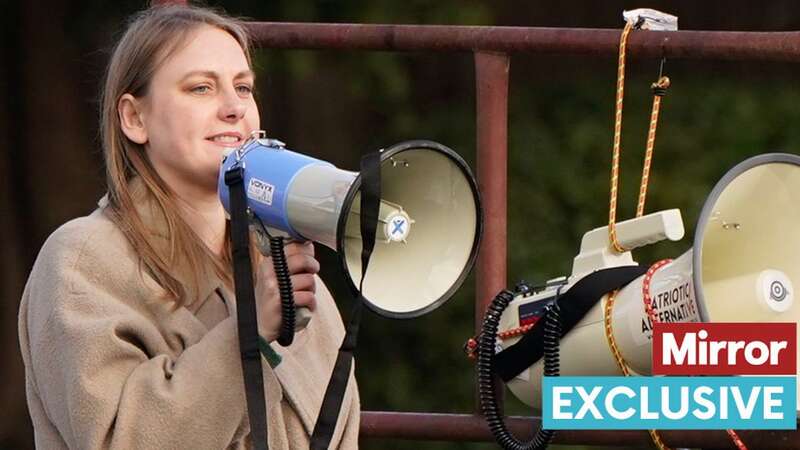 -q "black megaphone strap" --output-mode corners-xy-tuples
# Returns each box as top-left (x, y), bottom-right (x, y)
(310, 151), (382, 449)
(225, 166), (269, 450)
(493, 265), (648, 382)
